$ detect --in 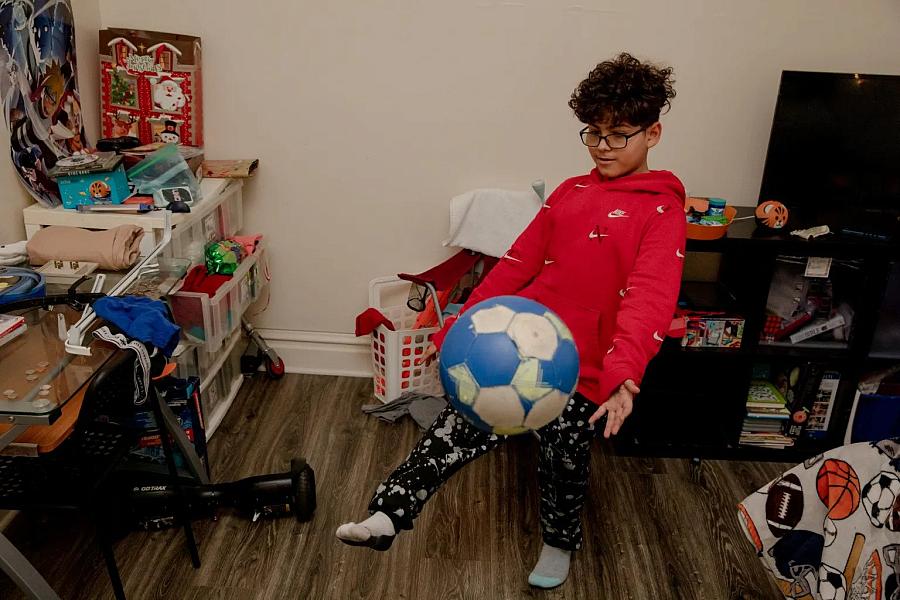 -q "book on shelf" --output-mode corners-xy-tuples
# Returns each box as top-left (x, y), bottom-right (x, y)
(739, 431), (795, 449)
(747, 380), (787, 404)
(805, 371), (841, 439)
